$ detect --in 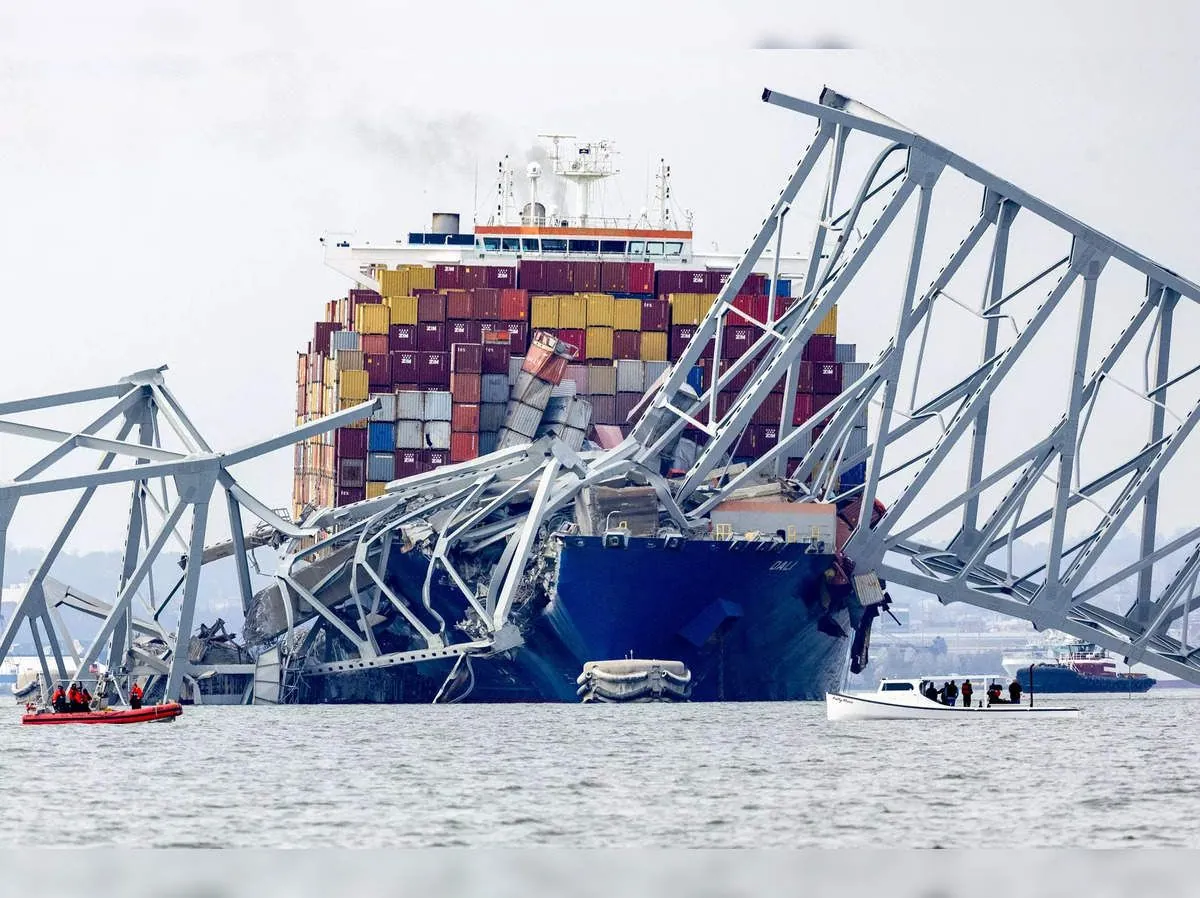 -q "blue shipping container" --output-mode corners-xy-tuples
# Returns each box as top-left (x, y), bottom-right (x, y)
(368, 421), (396, 452)
(840, 461), (868, 487)
(767, 278), (792, 298)
(687, 365), (705, 393)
